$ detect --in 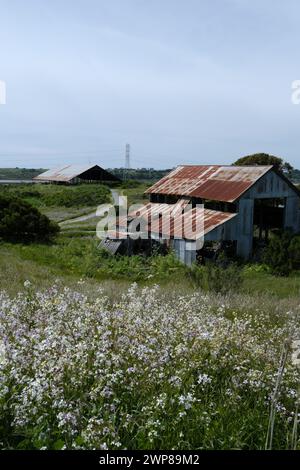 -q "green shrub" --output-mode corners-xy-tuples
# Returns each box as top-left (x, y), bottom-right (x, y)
(19, 238), (186, 282)
(0, 195), (59, 242)
(288, 236), (300, 270)
(262, 230), (300, 276)
(190, 262), (243, 294)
